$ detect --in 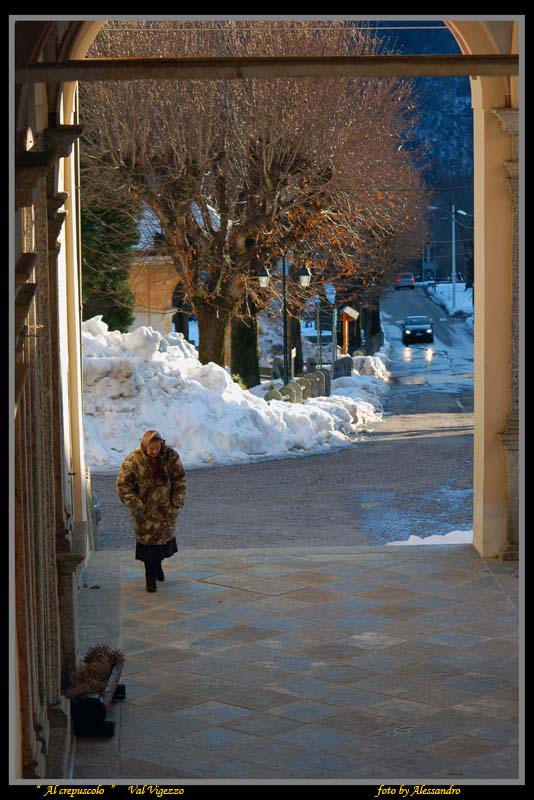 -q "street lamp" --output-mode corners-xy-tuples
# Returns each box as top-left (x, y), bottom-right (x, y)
(427, 204), (470, 312)
(298, 265), (312, 288)
(258, 257), (312, 385)
(258, 265), (270, 288)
